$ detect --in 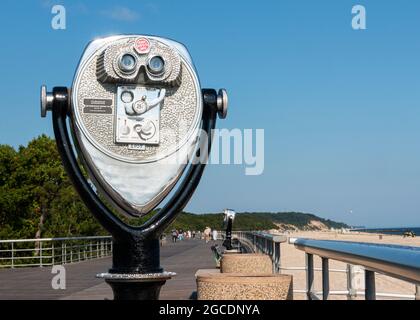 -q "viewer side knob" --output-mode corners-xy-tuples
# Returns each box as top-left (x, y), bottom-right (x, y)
(217, 88), (228, 119)
(40, 85), (54, 118)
